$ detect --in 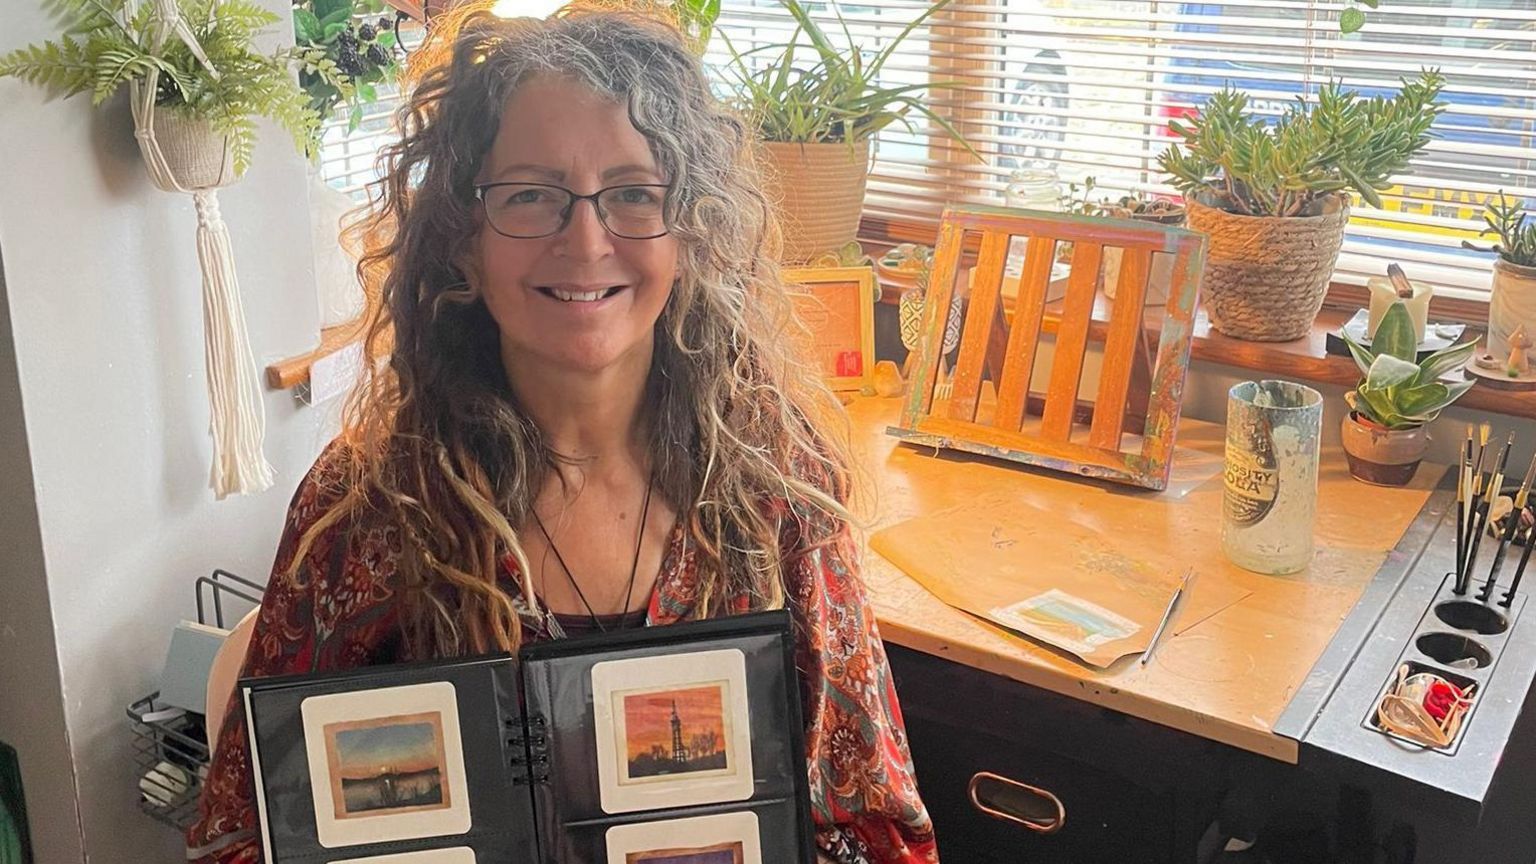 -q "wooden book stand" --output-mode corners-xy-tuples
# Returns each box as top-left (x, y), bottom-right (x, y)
(889, 204), (1207, 491)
